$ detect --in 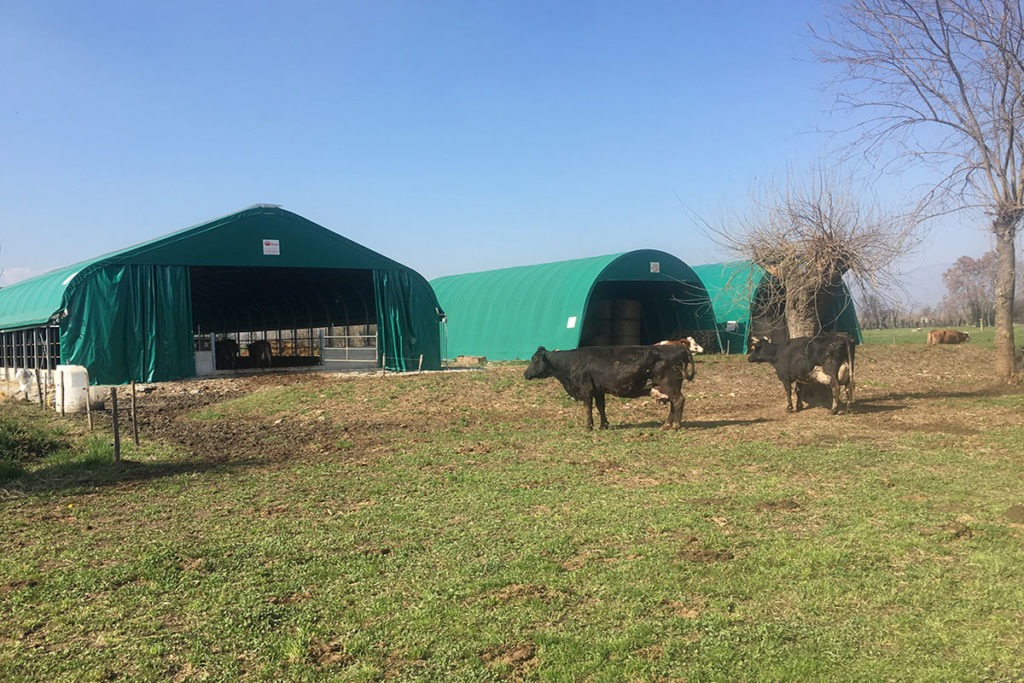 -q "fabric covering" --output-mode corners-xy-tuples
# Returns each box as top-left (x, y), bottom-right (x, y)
(374, 269), (443, 371)
(60, 265), (195, 383)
